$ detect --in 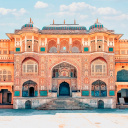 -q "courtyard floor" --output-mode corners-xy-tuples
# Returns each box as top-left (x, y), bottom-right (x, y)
(0, 109), (128, 128)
